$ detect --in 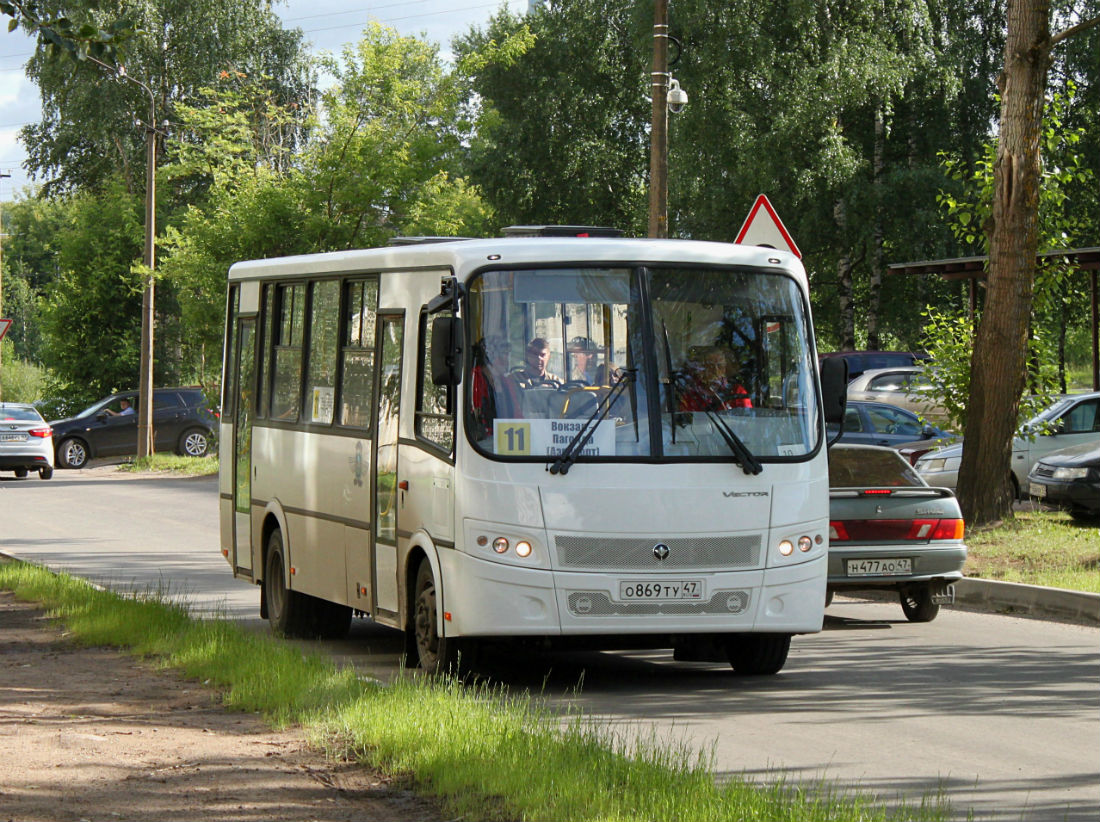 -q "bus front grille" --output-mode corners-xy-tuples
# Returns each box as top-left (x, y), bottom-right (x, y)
(567, 590), (751, 617)
(554, 535), (761, 571)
